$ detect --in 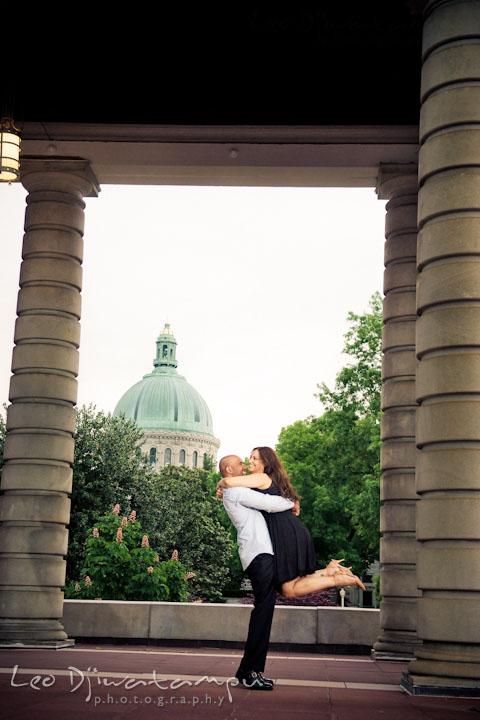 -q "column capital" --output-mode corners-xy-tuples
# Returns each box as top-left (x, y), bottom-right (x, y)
(20, 157), (100, 198)
(376, 163), (418, 201)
